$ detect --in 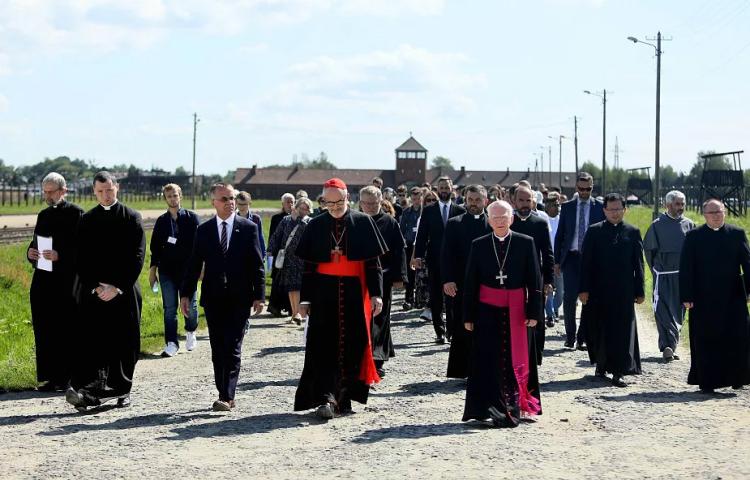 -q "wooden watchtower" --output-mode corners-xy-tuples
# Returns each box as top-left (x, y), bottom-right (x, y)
(700, 150), (745, 215)
(626, 167), (653, 205)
